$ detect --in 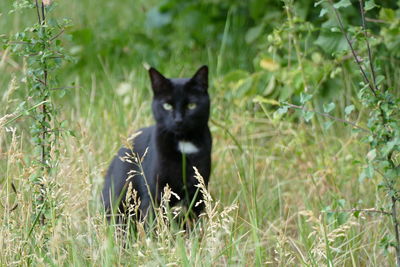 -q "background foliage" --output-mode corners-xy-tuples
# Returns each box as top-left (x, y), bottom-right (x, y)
(1, 0), (400, 265)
